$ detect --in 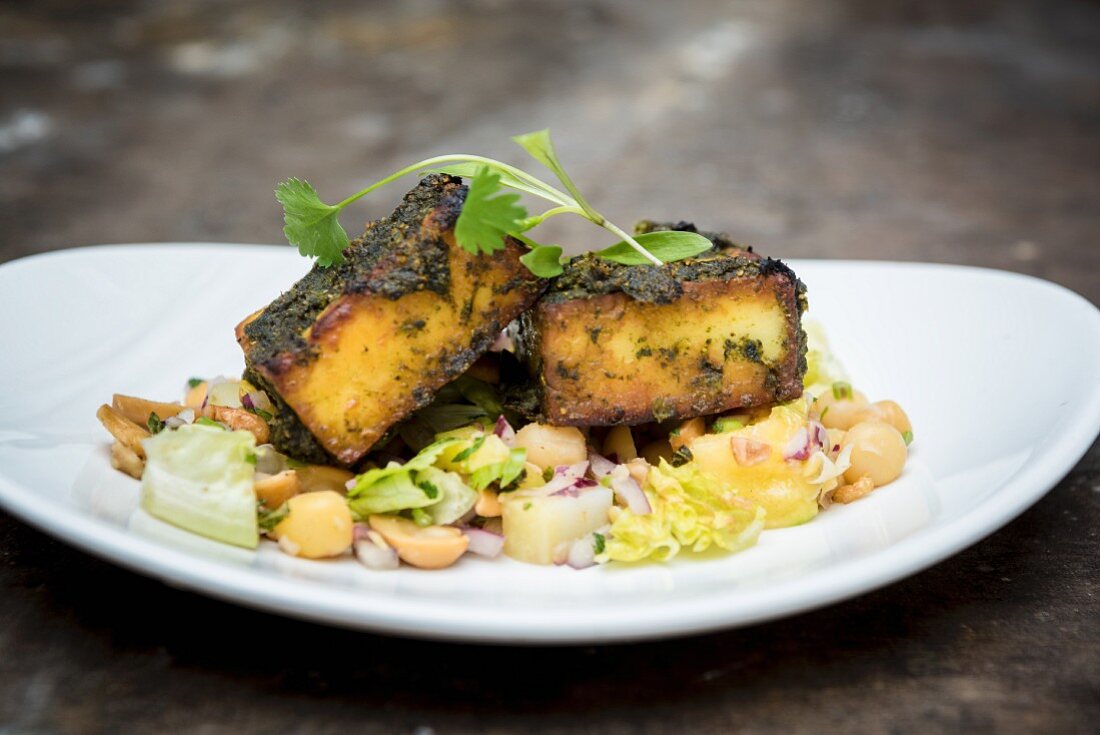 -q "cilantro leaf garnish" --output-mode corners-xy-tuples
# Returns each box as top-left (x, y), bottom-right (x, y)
(454, 167), (527, 255)
(275, 178), (349, 267)
(276, 129), (714, 274)
(595, 231), (713, 266)
(519, 244), (564, 278)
